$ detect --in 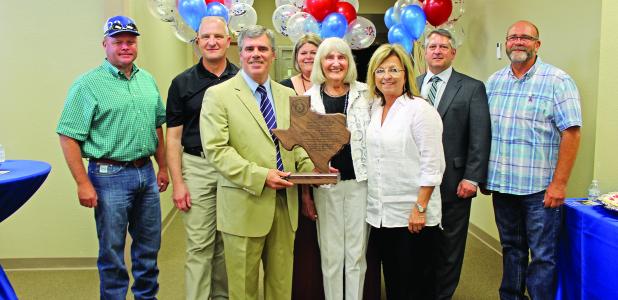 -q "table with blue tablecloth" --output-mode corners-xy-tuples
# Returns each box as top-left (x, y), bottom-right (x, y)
(0, 159), (52, 300)
(556, 199), (618, 300)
